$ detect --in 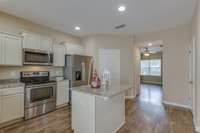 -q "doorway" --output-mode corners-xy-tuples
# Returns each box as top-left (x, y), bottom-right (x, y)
(139, 45), (163, 104)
